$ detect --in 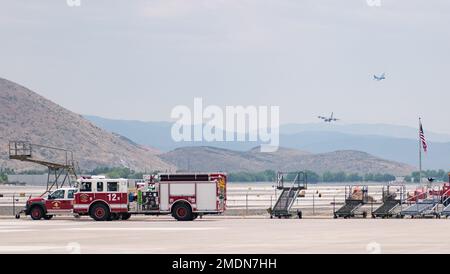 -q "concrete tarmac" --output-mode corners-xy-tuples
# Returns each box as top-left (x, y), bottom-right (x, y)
(1, 216), (450, 254)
